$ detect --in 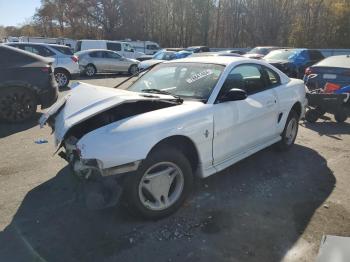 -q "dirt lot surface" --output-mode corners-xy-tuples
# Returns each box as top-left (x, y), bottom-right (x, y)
(0, 76), (349, 262)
